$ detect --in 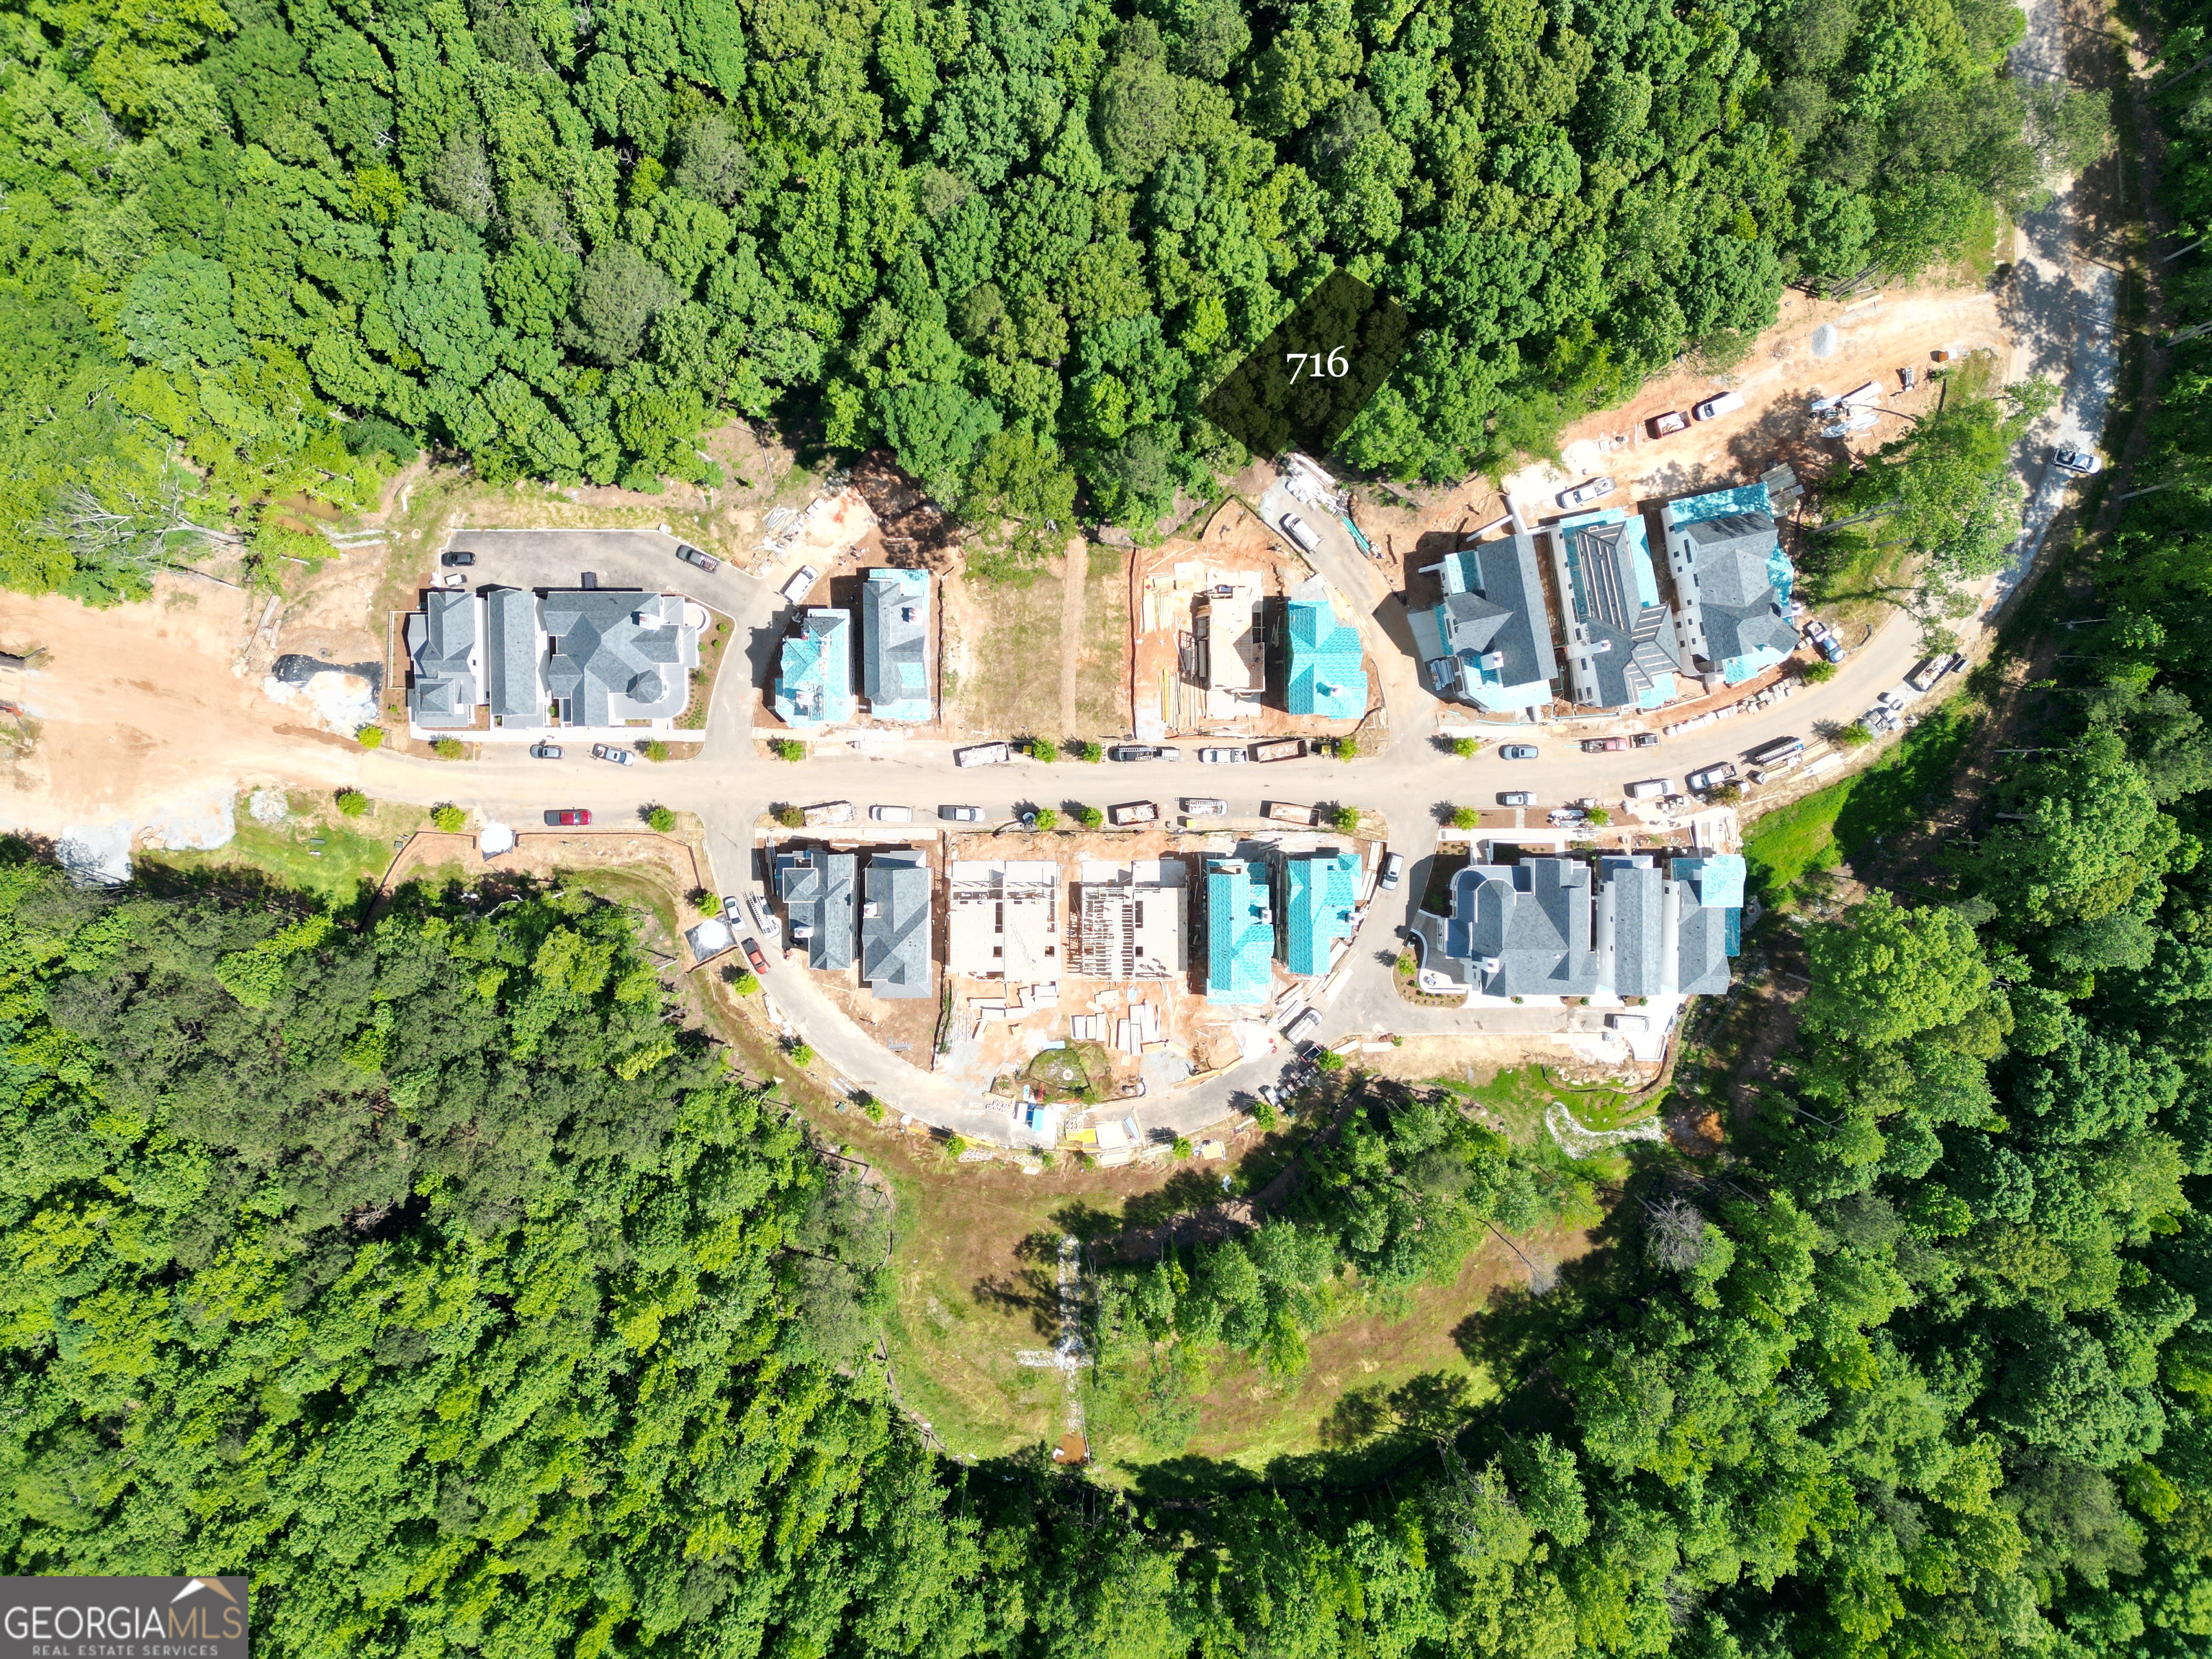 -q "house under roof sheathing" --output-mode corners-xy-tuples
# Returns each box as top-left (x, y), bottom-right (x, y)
(776, 848), (856, 971)
(775, 609), (858, 729)
(1283, 851), (1361, 976)
(860, 568), (931, 724)
(860, 849), (932, 999)
(1552, 510), (1686, 711)
(948, 860), (1060, 984)
(1282, 593), (1367, 719)
(1205, 858), (1276, 1004)
(407, 589), (480, 729)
